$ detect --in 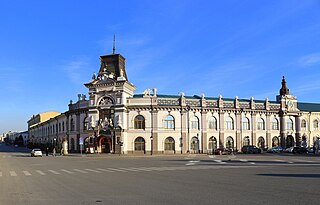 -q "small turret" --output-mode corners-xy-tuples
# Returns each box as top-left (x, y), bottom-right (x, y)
(279, 76), (289, 95)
